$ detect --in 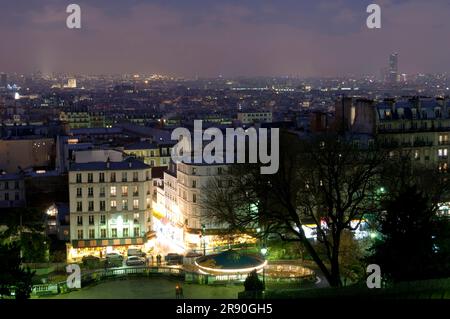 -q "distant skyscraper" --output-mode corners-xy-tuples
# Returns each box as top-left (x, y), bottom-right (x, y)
(0, 73), (7, 88)
(389, 53), (398, 84)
